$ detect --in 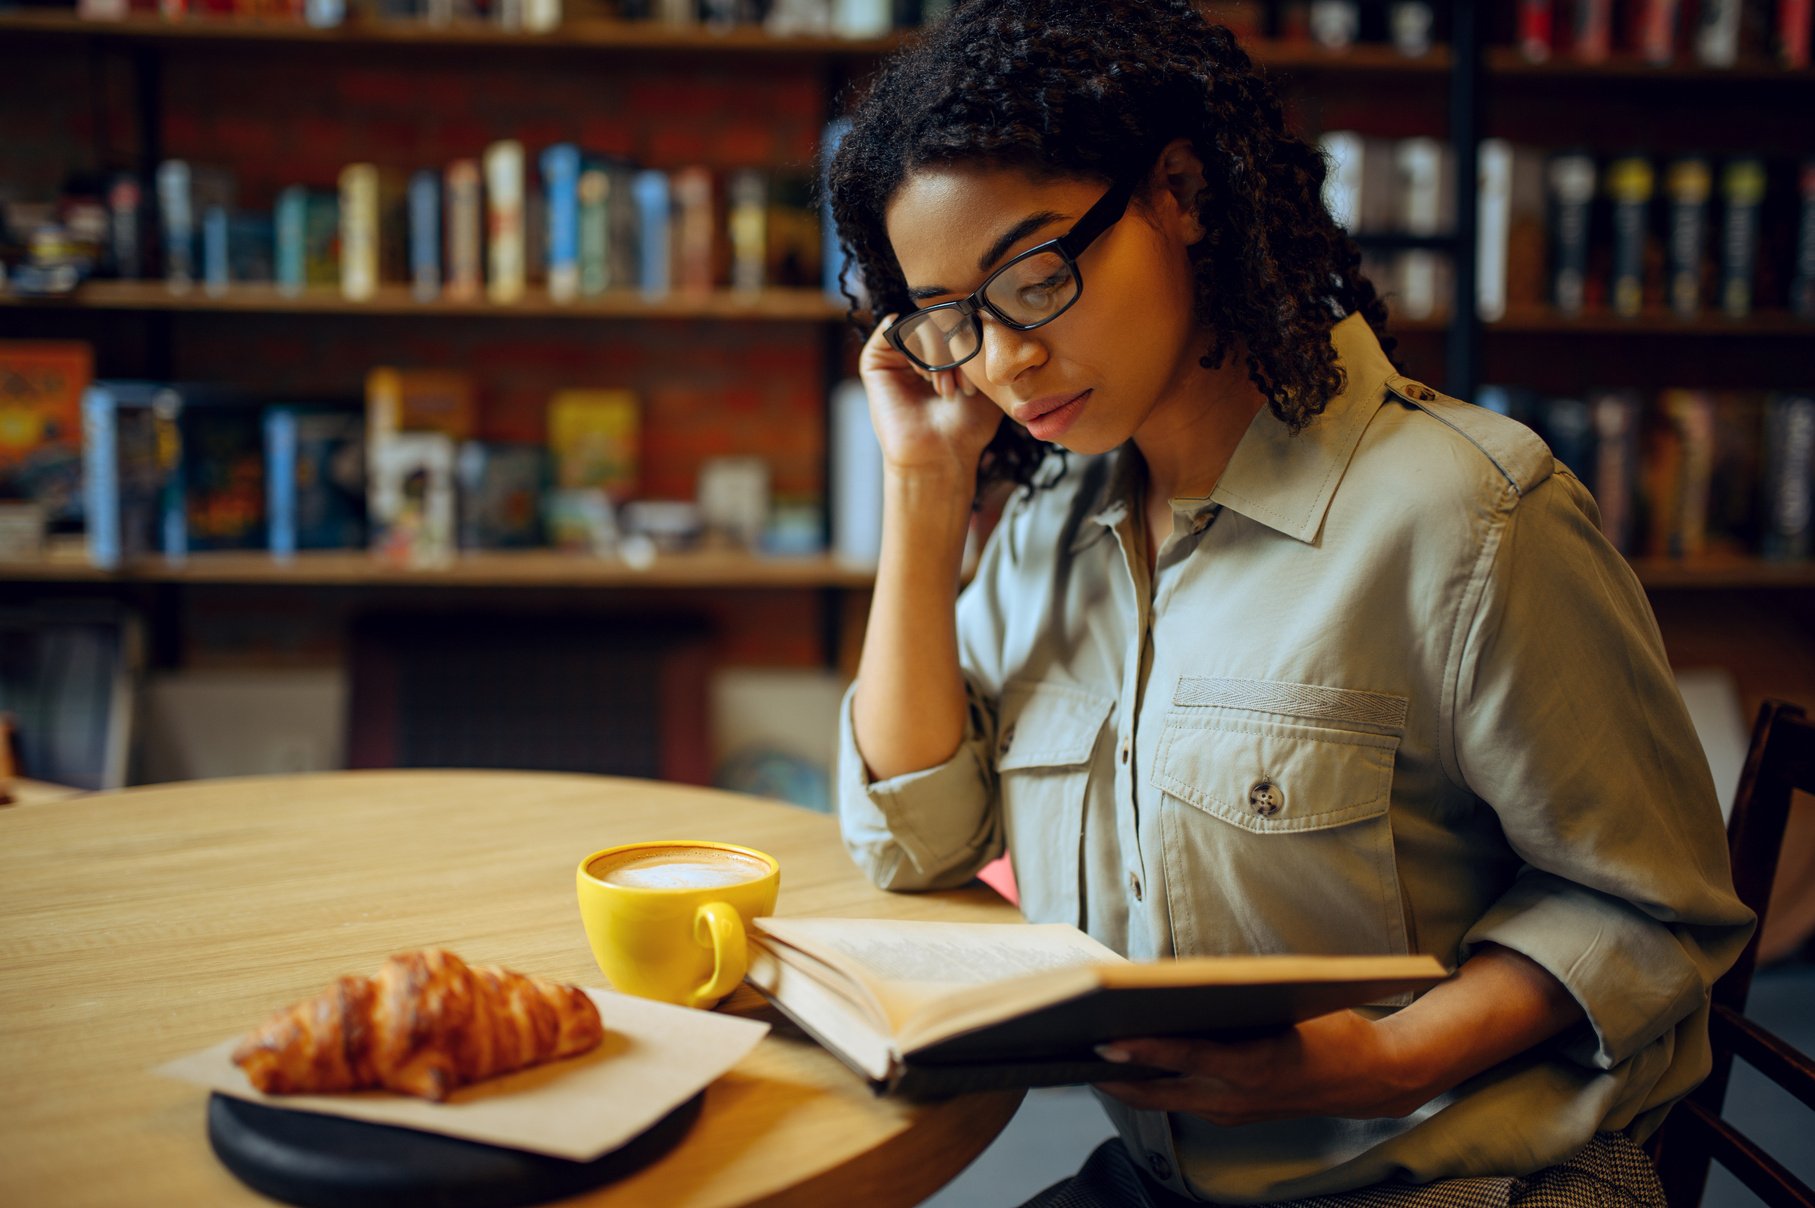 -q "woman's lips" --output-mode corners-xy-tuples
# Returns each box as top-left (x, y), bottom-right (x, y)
(1021, 390), (1091, 441)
